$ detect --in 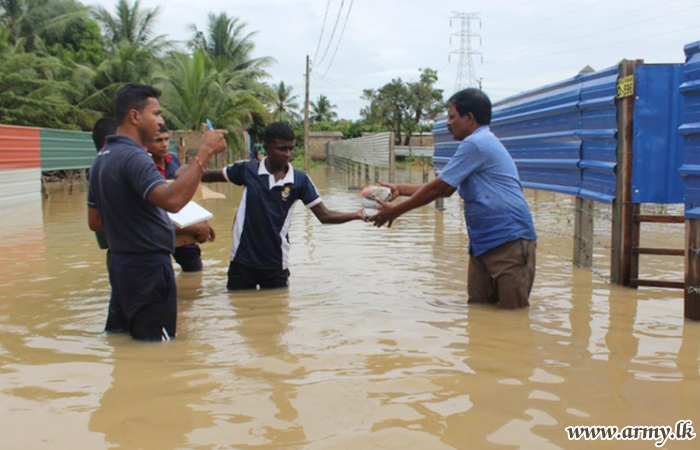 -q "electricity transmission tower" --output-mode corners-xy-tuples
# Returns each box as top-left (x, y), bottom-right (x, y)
(450, 12), (482, 92)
